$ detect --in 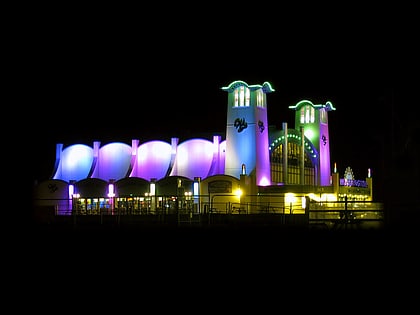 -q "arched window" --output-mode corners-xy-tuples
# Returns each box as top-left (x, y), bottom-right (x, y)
(234, 86), (250, 107)
(256, 89), (264, 108)
(300, 105), (315, 123)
